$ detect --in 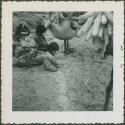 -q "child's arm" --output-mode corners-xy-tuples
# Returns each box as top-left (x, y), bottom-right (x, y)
(35, 35), (47, 46)
(35, 35), (48, 51)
